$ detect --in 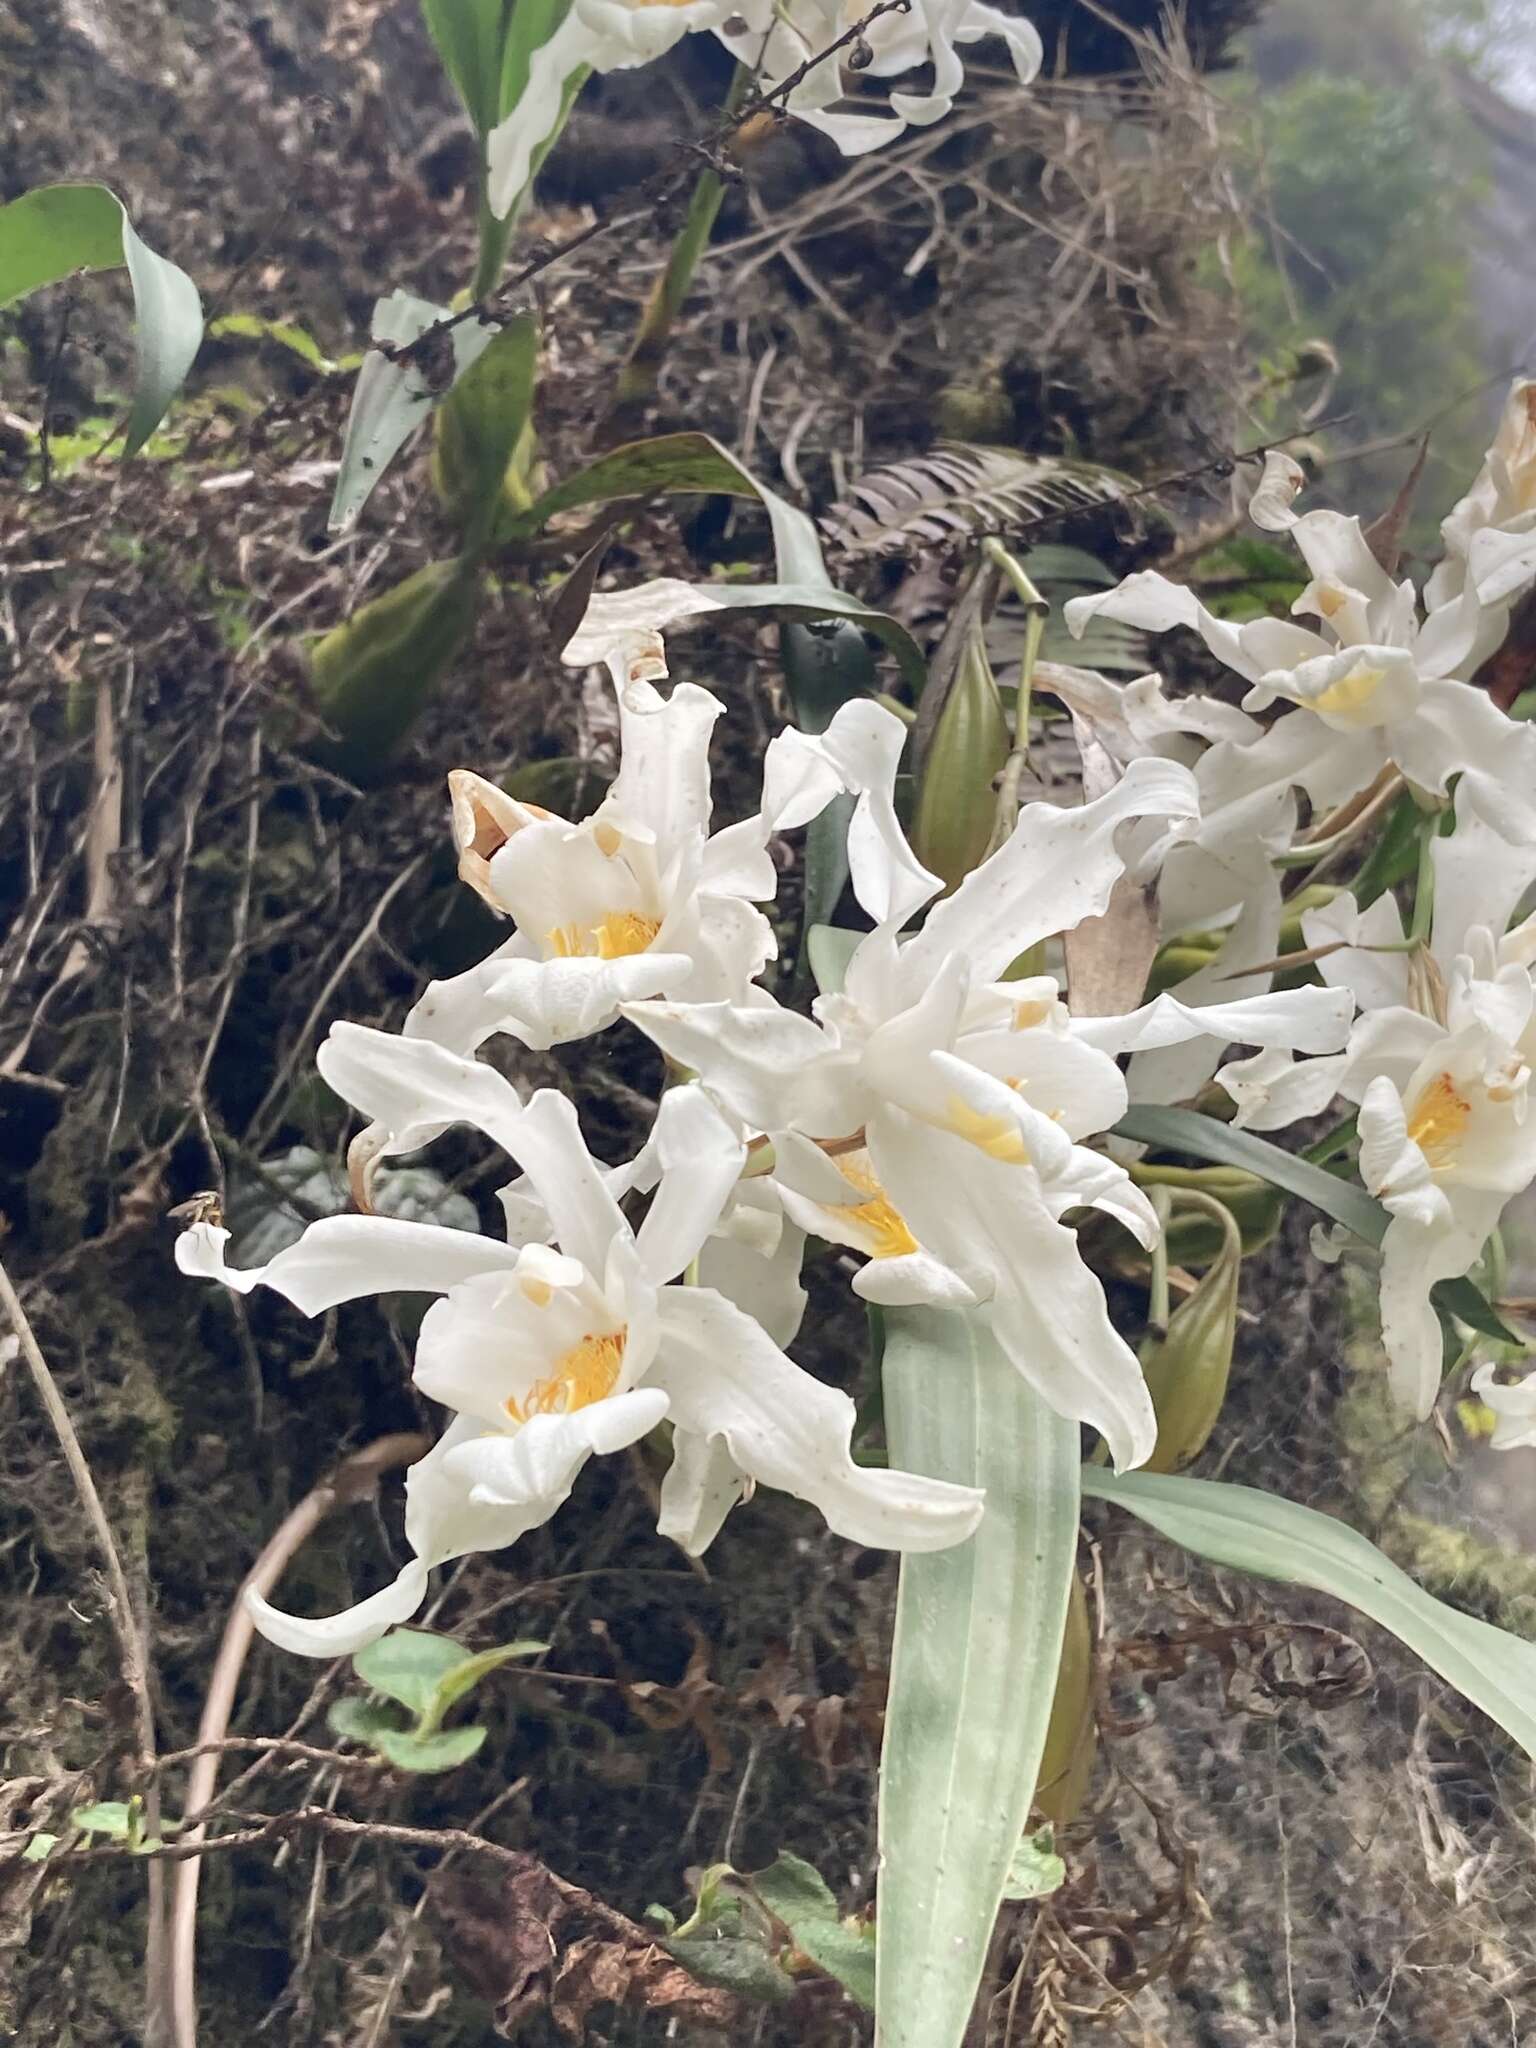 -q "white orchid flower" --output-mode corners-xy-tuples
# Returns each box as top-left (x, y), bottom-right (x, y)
(392, 682), (892, 1132)
(625, 725), (1351, 1467)
(176, 1036), (982, 1656)
(1064, 503), (1536, 845)
(486, 0), (1042, 219)
(1064, 465), (1536, 1106)
(711, 0), (1042, 158)
(1427, 378), (1536, 617)
(1469, 1363), (1536, 1450)
(1221, 890), (1536, 1414)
